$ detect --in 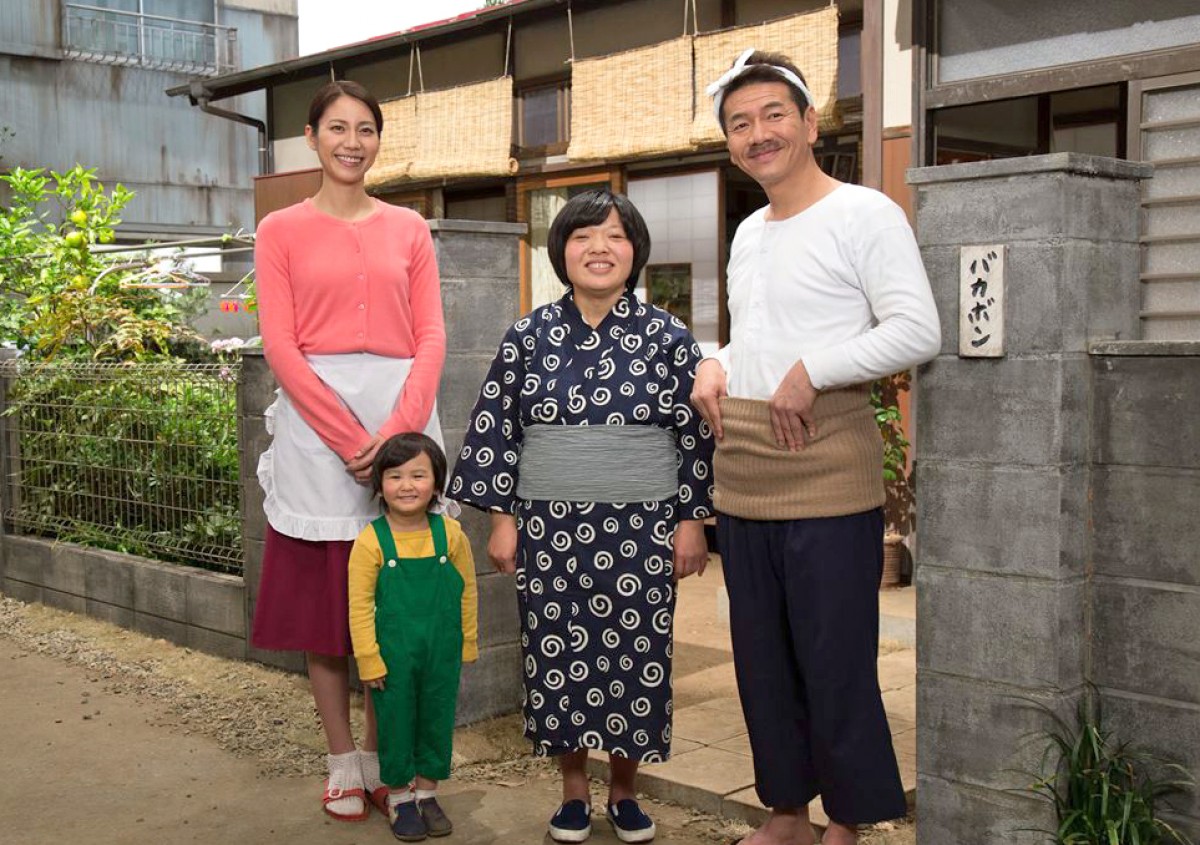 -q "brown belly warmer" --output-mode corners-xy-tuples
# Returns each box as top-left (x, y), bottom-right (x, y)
(713, 386), (885, 521)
